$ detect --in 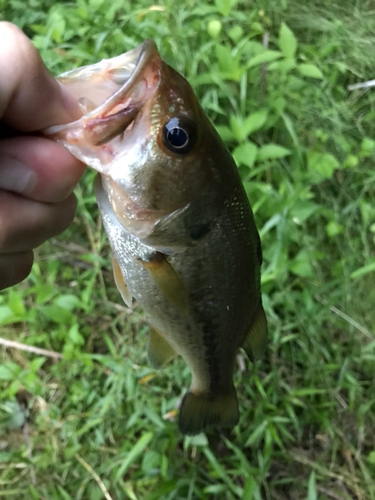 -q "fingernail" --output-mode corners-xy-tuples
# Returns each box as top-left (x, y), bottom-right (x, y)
(0, 155), (37, 194)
